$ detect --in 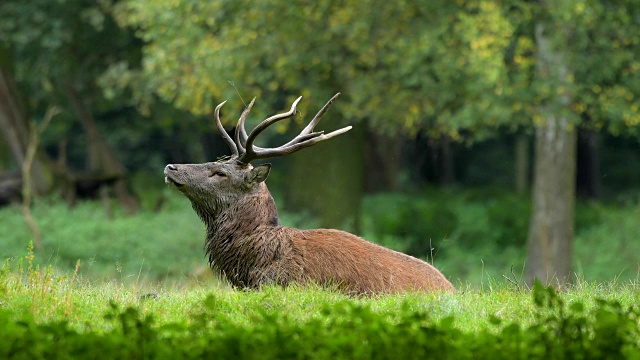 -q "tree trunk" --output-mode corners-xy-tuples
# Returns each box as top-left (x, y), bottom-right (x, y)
(424, 136), (456, 186)
(440, 136), (455, 185)
(66, 83), (124, 174)
(0, 127), (11, 170)
(515, 134), (530, 194)
(66, 83), (140, 213)
(364, 130), (402, 192)
(20, 108), (58, 250)
(287, 123), (365, 233)
(0, 51), (53, 194)
(526, 21), (576, 287)
(576, 127), (601, 199)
